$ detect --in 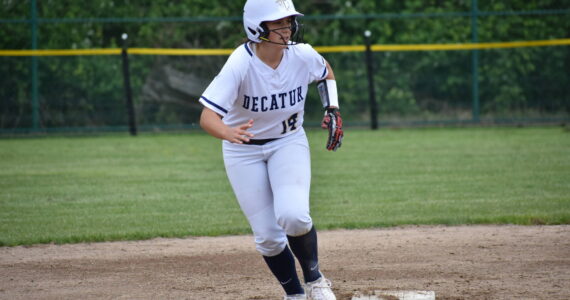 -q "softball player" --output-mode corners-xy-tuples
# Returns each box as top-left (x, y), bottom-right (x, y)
(199, 0), (343, 299)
